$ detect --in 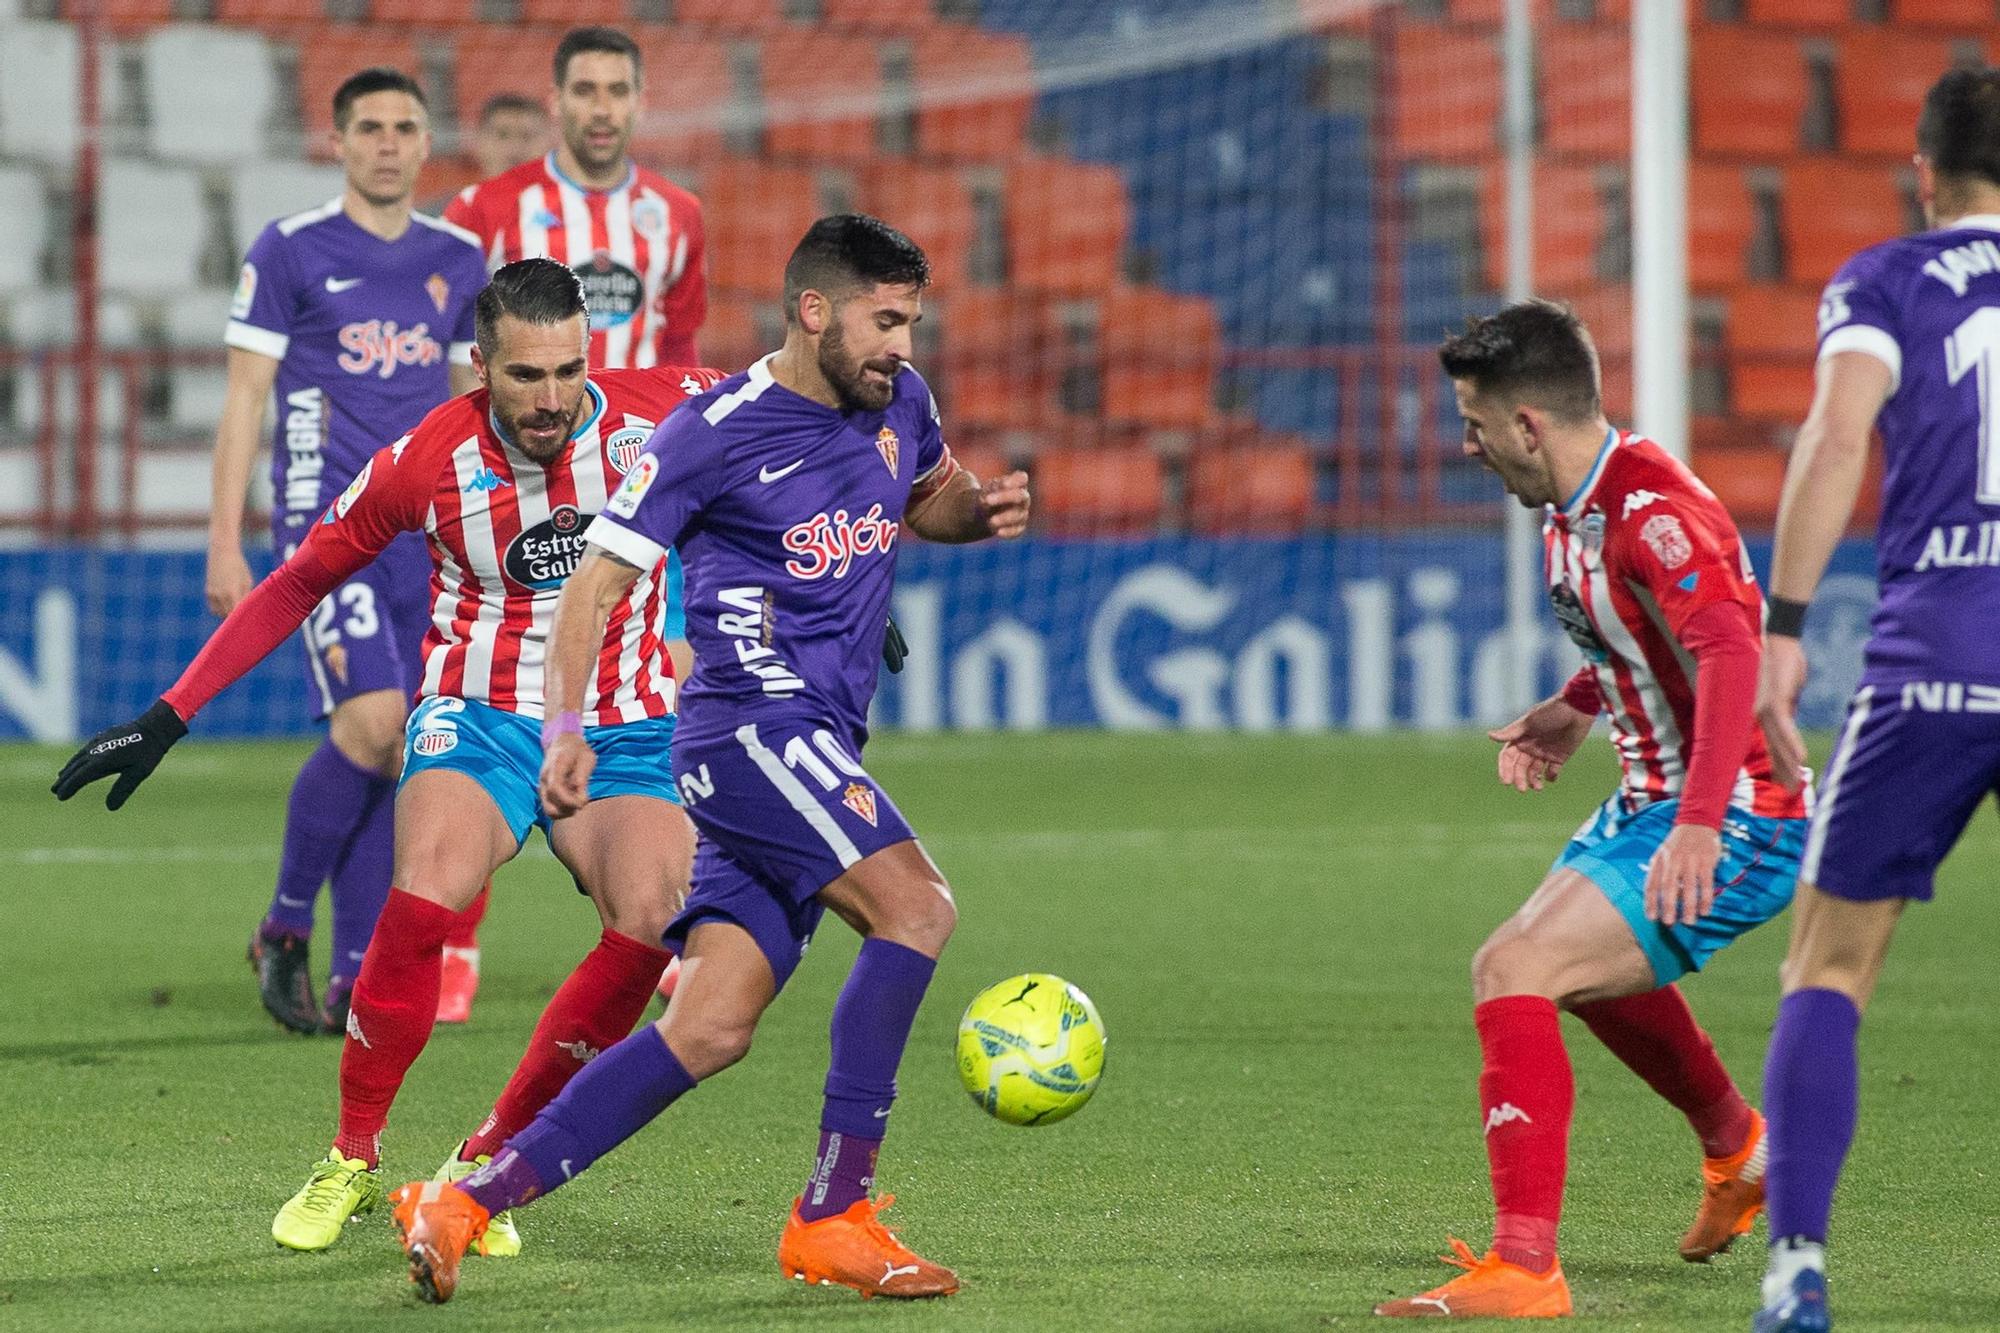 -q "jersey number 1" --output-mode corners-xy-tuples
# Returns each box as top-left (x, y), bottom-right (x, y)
(1946, 307), (2000, 504)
